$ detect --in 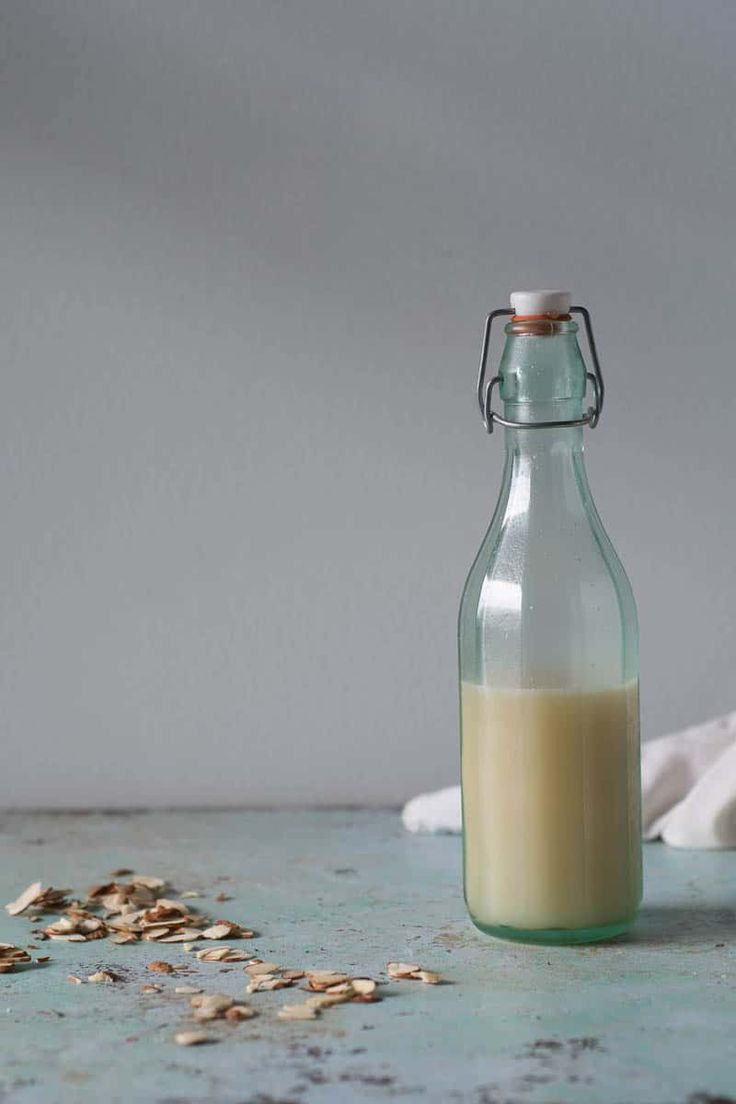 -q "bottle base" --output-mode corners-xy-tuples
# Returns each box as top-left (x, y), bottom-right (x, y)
(469, 914), (637, 945)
